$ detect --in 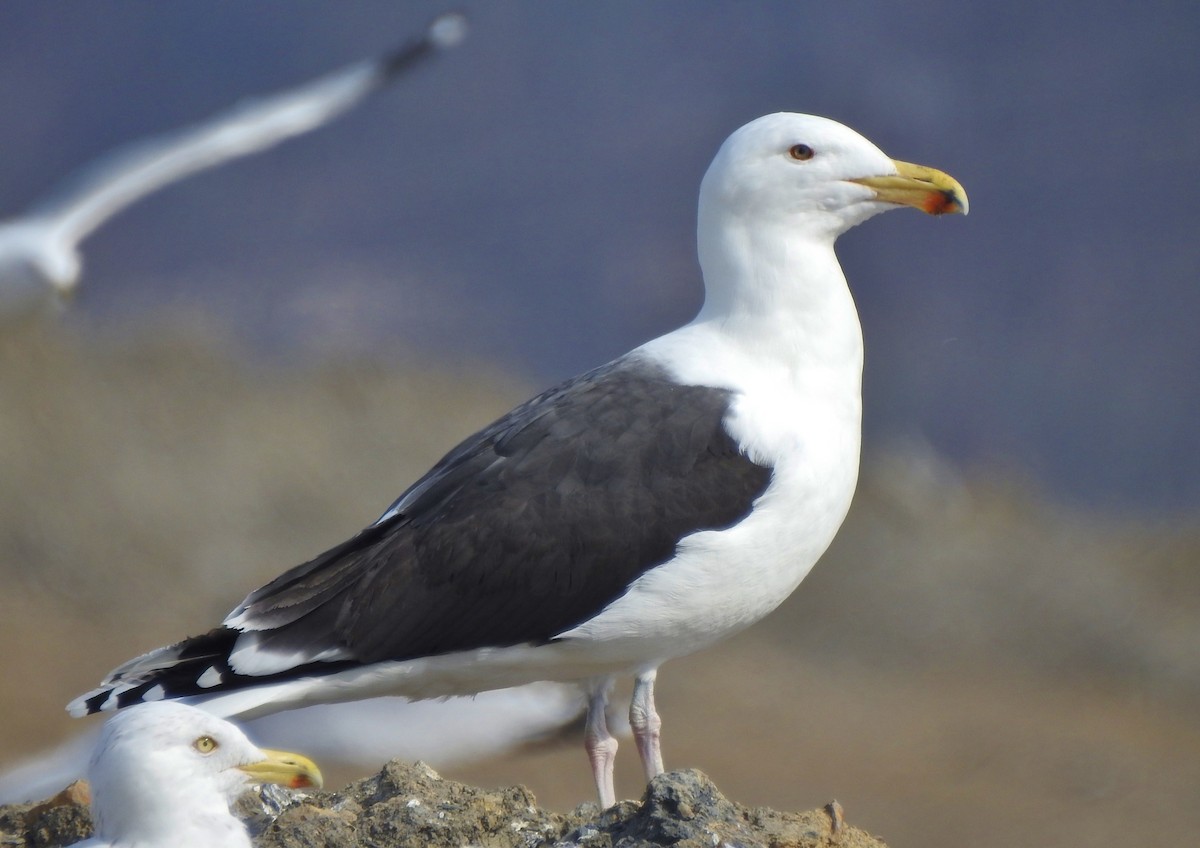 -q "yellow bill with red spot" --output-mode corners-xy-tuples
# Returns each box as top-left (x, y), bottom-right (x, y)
(238, 748), (323, 790)
(850, 160), (968, 215)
